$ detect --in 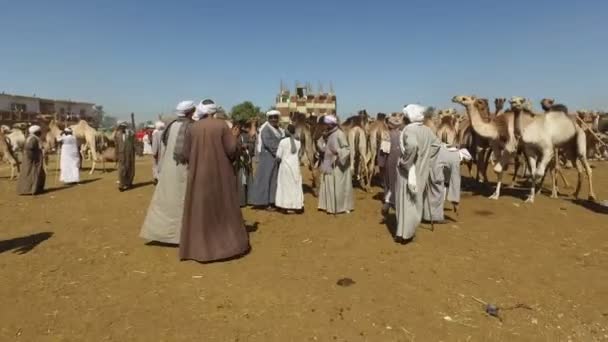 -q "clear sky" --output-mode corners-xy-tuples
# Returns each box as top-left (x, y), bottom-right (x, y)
(2, 0), (607, 120)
